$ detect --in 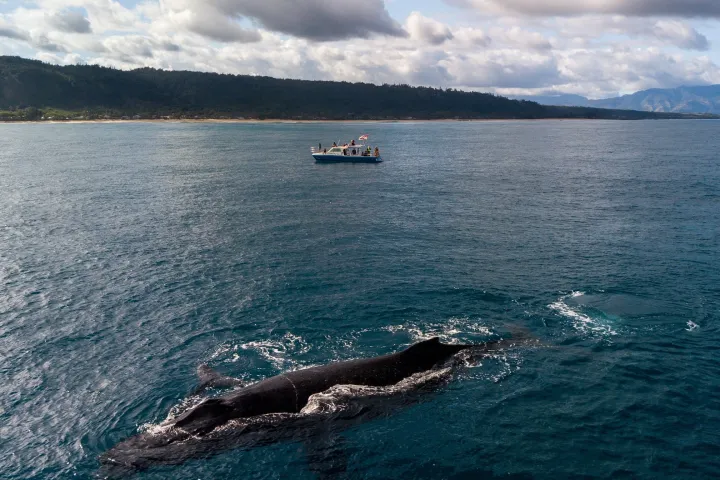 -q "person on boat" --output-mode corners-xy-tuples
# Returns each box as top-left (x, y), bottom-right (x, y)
(319, 143), (322, 150)
(332, 142), (337, 147)
(351, 140), (355, 146)
(374, 147), (380, 157)
(352, 148), (356, 155)
(323, 148), (327, 153)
